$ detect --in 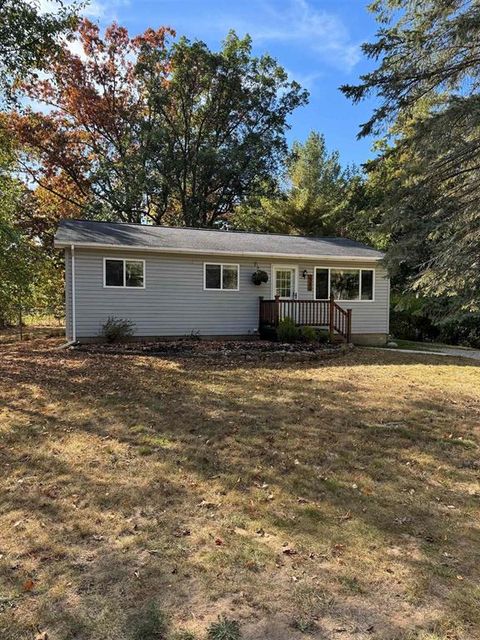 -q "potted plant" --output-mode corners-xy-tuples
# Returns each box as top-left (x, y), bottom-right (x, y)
(251, 269), (269, 285)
